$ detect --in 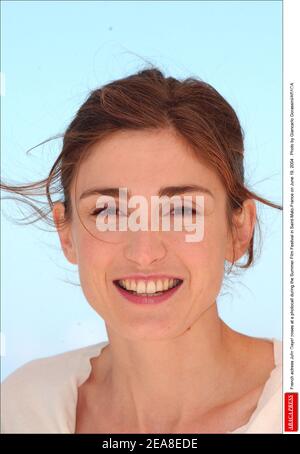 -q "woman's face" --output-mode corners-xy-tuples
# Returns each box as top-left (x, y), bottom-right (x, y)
(57, 128), (239, 340)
